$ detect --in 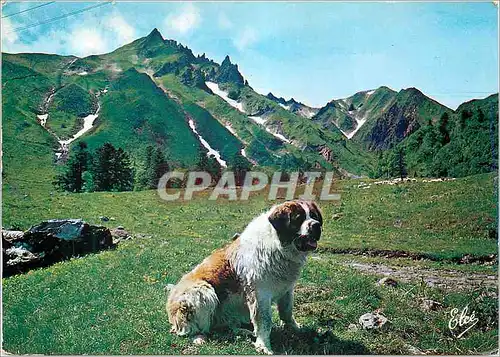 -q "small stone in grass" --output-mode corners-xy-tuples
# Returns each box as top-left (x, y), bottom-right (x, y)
(420, 299), (443, 311)
(331, 213), (343, 220)
(99, 216), (109, 222)
(192, 335), (206, 345)
(358, 312), (388, 330)
(348, 323), (359, 332)
(377, 277), (398, 287)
